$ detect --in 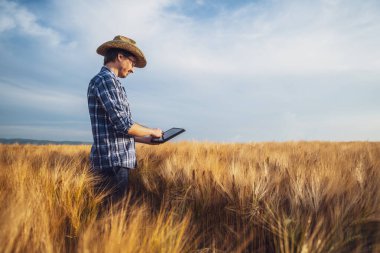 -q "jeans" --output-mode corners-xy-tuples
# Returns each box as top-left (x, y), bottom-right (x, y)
(92, 166), (130, 202)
